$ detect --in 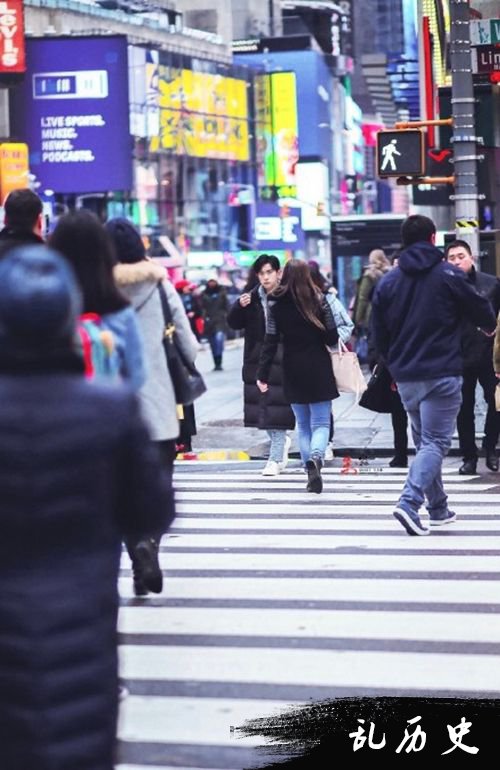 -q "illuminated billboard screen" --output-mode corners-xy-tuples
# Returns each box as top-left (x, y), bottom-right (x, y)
(255, 71), (299, 200)
(10, 36), (132, 193)
(149, 68), (249, 161)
